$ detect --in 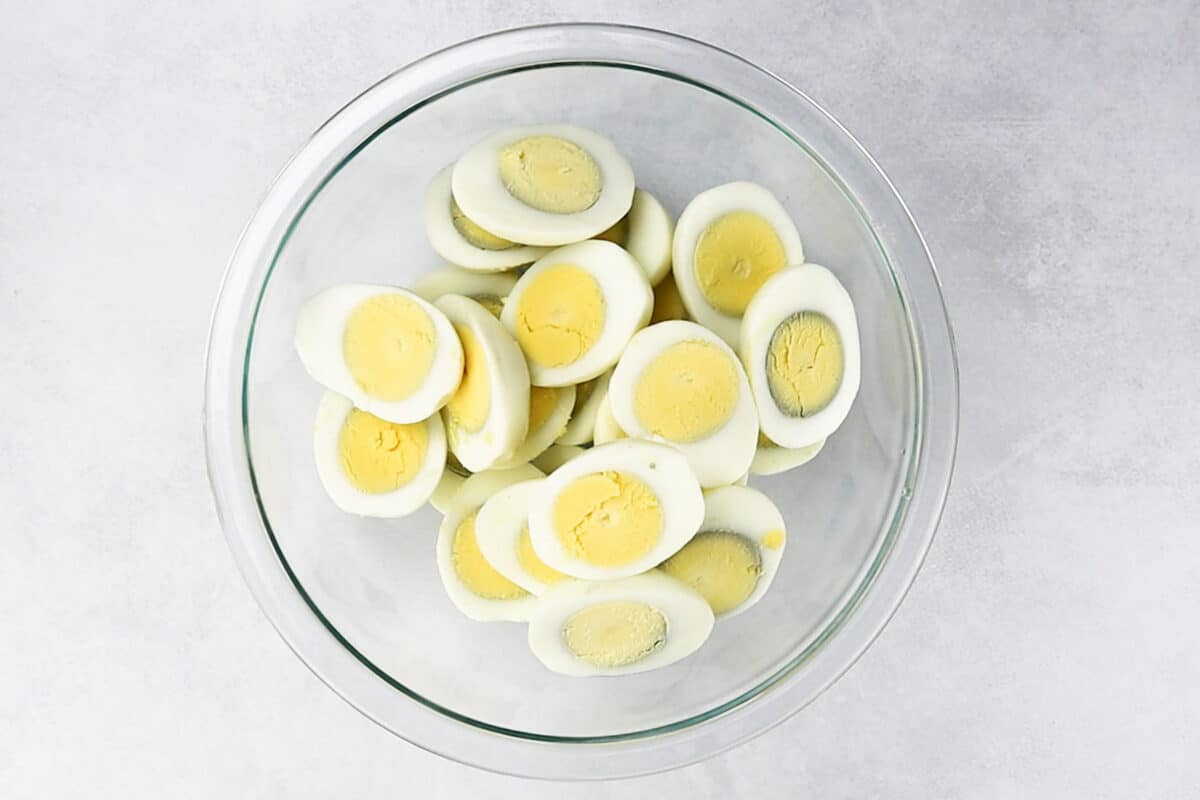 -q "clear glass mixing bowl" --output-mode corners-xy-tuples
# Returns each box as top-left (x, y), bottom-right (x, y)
(204, 24), (958, 780)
